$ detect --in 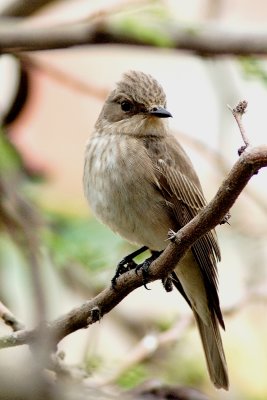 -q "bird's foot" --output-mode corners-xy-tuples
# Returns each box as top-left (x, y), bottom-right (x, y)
(111, 246), (148, 289)
(135, 250), (162, 290)
(111, 258), (137, 288)
(135, 257), (153, 290)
